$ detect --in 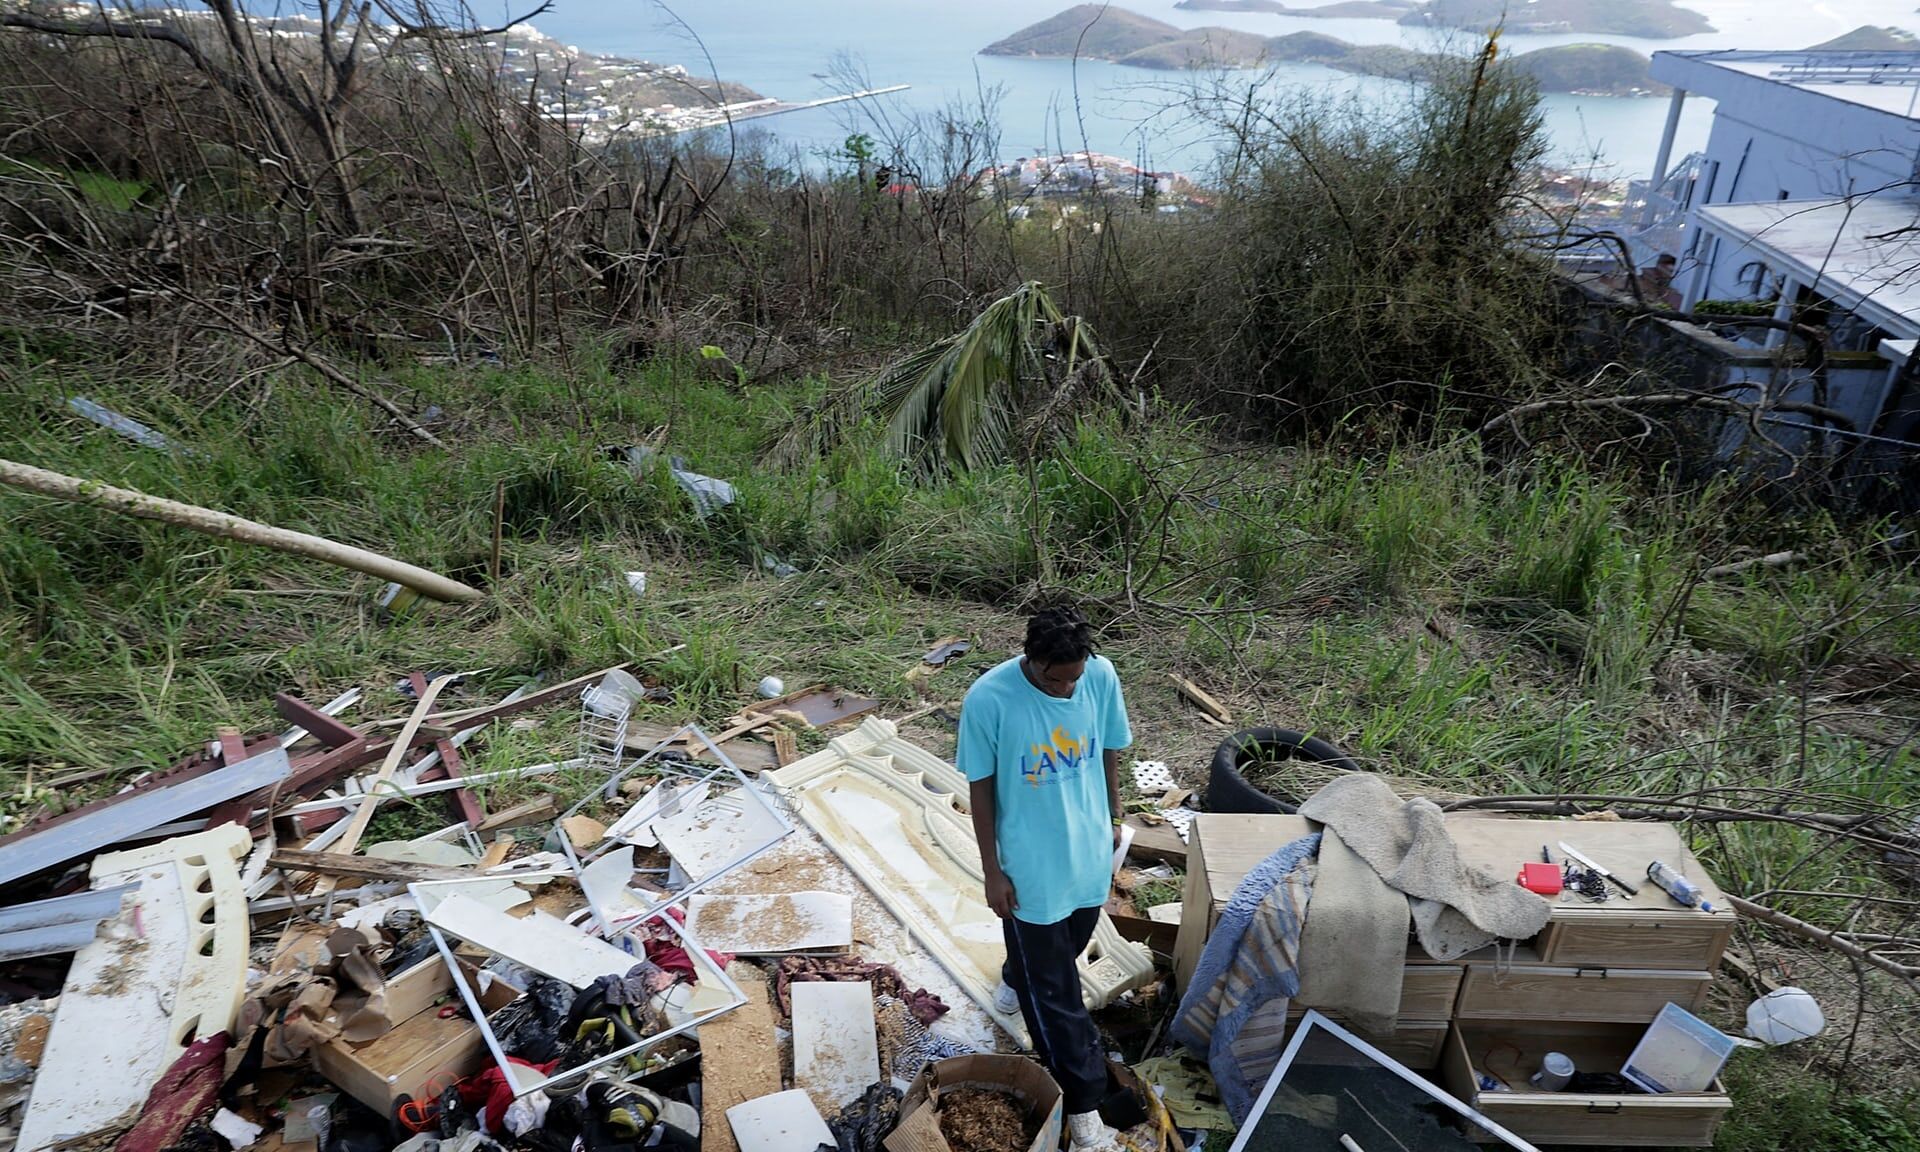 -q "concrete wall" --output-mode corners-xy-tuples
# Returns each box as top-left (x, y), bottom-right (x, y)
(1556, 274), (1886, 482)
